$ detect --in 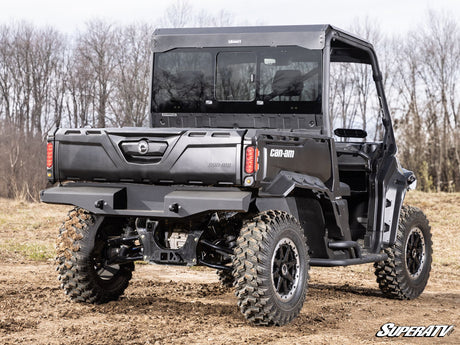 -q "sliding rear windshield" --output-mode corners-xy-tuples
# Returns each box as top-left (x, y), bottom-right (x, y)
(152, 46), (322, 114)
